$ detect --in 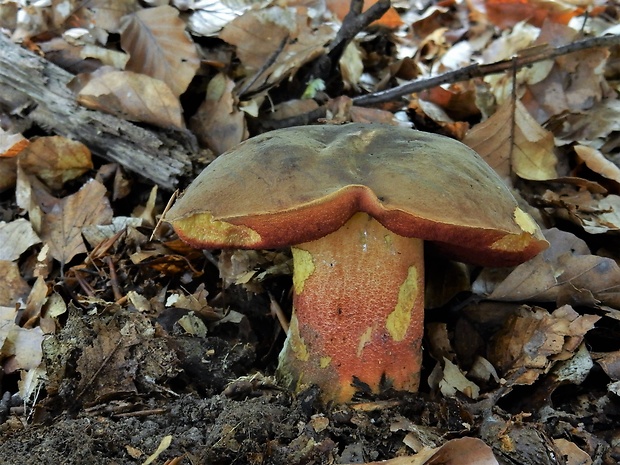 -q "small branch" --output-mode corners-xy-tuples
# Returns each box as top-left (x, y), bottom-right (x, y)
(353, 34), (620, 106)
(263, 33), (620, 129)
(305, 0), (391, 84)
